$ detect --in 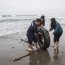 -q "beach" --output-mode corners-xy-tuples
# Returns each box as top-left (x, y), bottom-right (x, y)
(0, 25), (65, 65)
(0, 17), (65, 65)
